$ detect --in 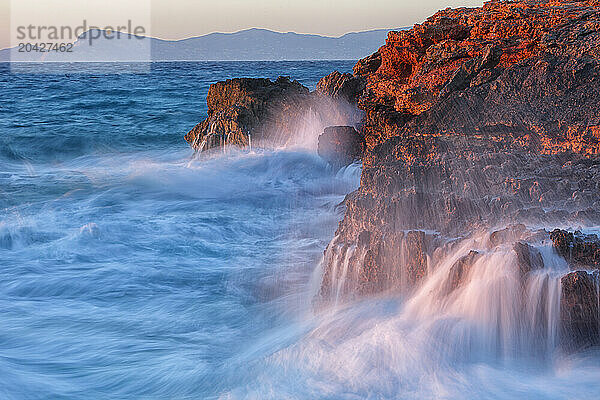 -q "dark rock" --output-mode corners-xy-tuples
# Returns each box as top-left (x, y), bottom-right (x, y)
(317, 126), (365, 168)
(446, 250), (480, 294)
(353, 51), (381, 76)
(551, 229), (600, 270)
(404, 230), (430, 288)
(316, 71), (366, 104)
(513, 242), (544, 277)
(489, 224), (527, 247)
(560, 270), (600, 352)
(318, 230), (435, 302)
